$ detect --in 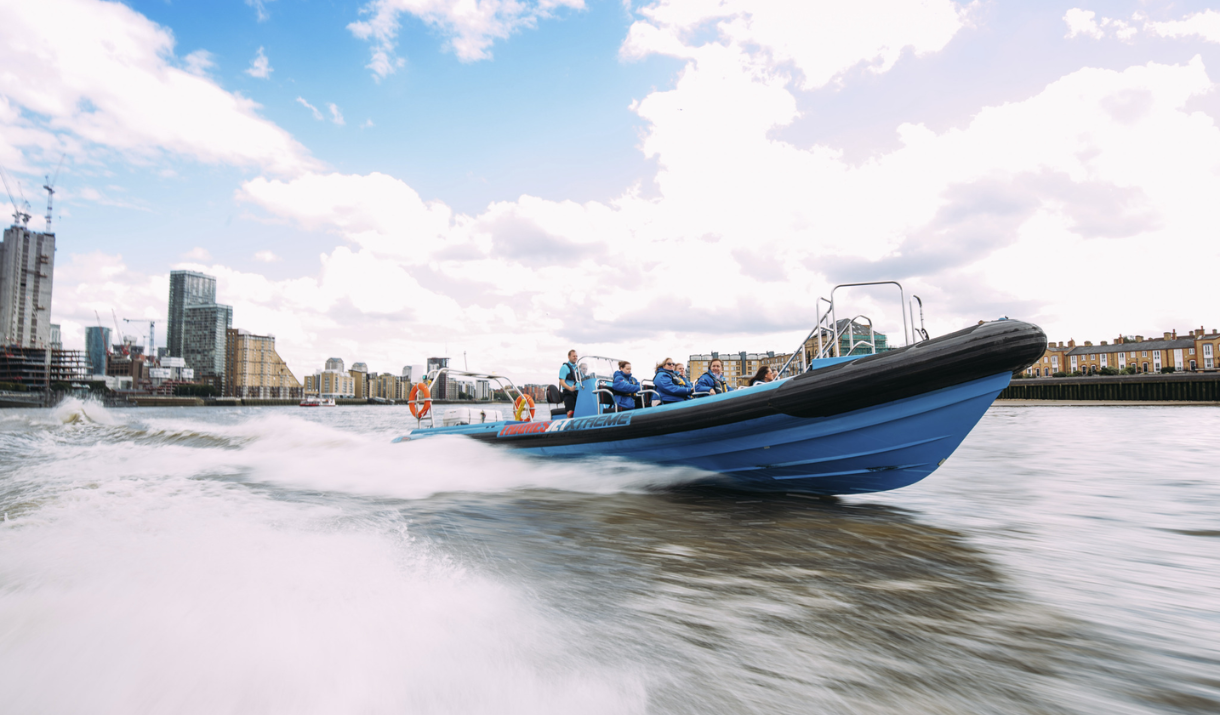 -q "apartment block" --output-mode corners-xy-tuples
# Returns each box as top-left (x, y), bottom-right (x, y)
(224, 328), (302, 399)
